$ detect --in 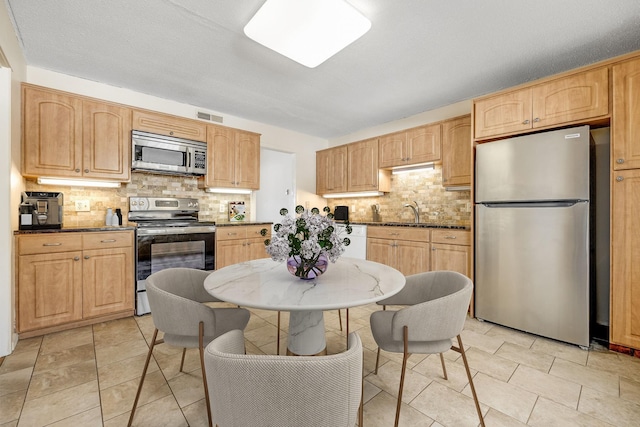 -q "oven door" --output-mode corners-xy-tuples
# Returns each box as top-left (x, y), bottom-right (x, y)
(135, 231), (215, 315)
